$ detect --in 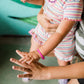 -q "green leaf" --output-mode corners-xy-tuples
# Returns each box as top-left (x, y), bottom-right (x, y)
(9, 16), (38, 26)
